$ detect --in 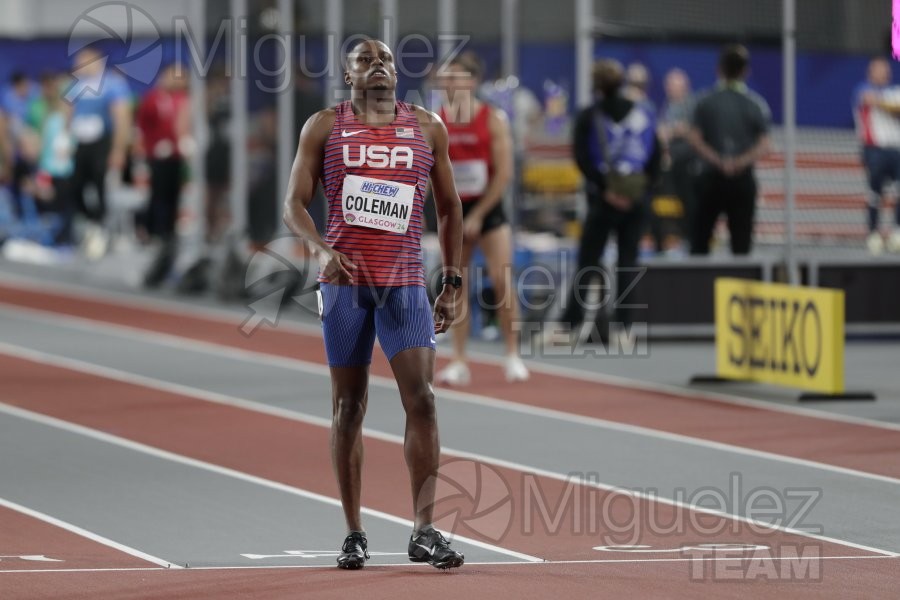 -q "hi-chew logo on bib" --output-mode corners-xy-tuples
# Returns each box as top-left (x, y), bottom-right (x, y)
(342, 174), (415, 233)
